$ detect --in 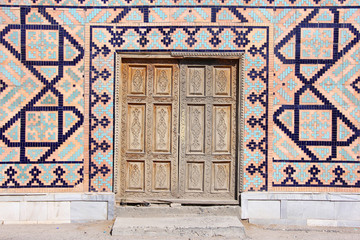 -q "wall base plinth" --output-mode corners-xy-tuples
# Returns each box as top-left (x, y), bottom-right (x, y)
(0, 193), (114, 224)
(241, 192), (360, 227)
